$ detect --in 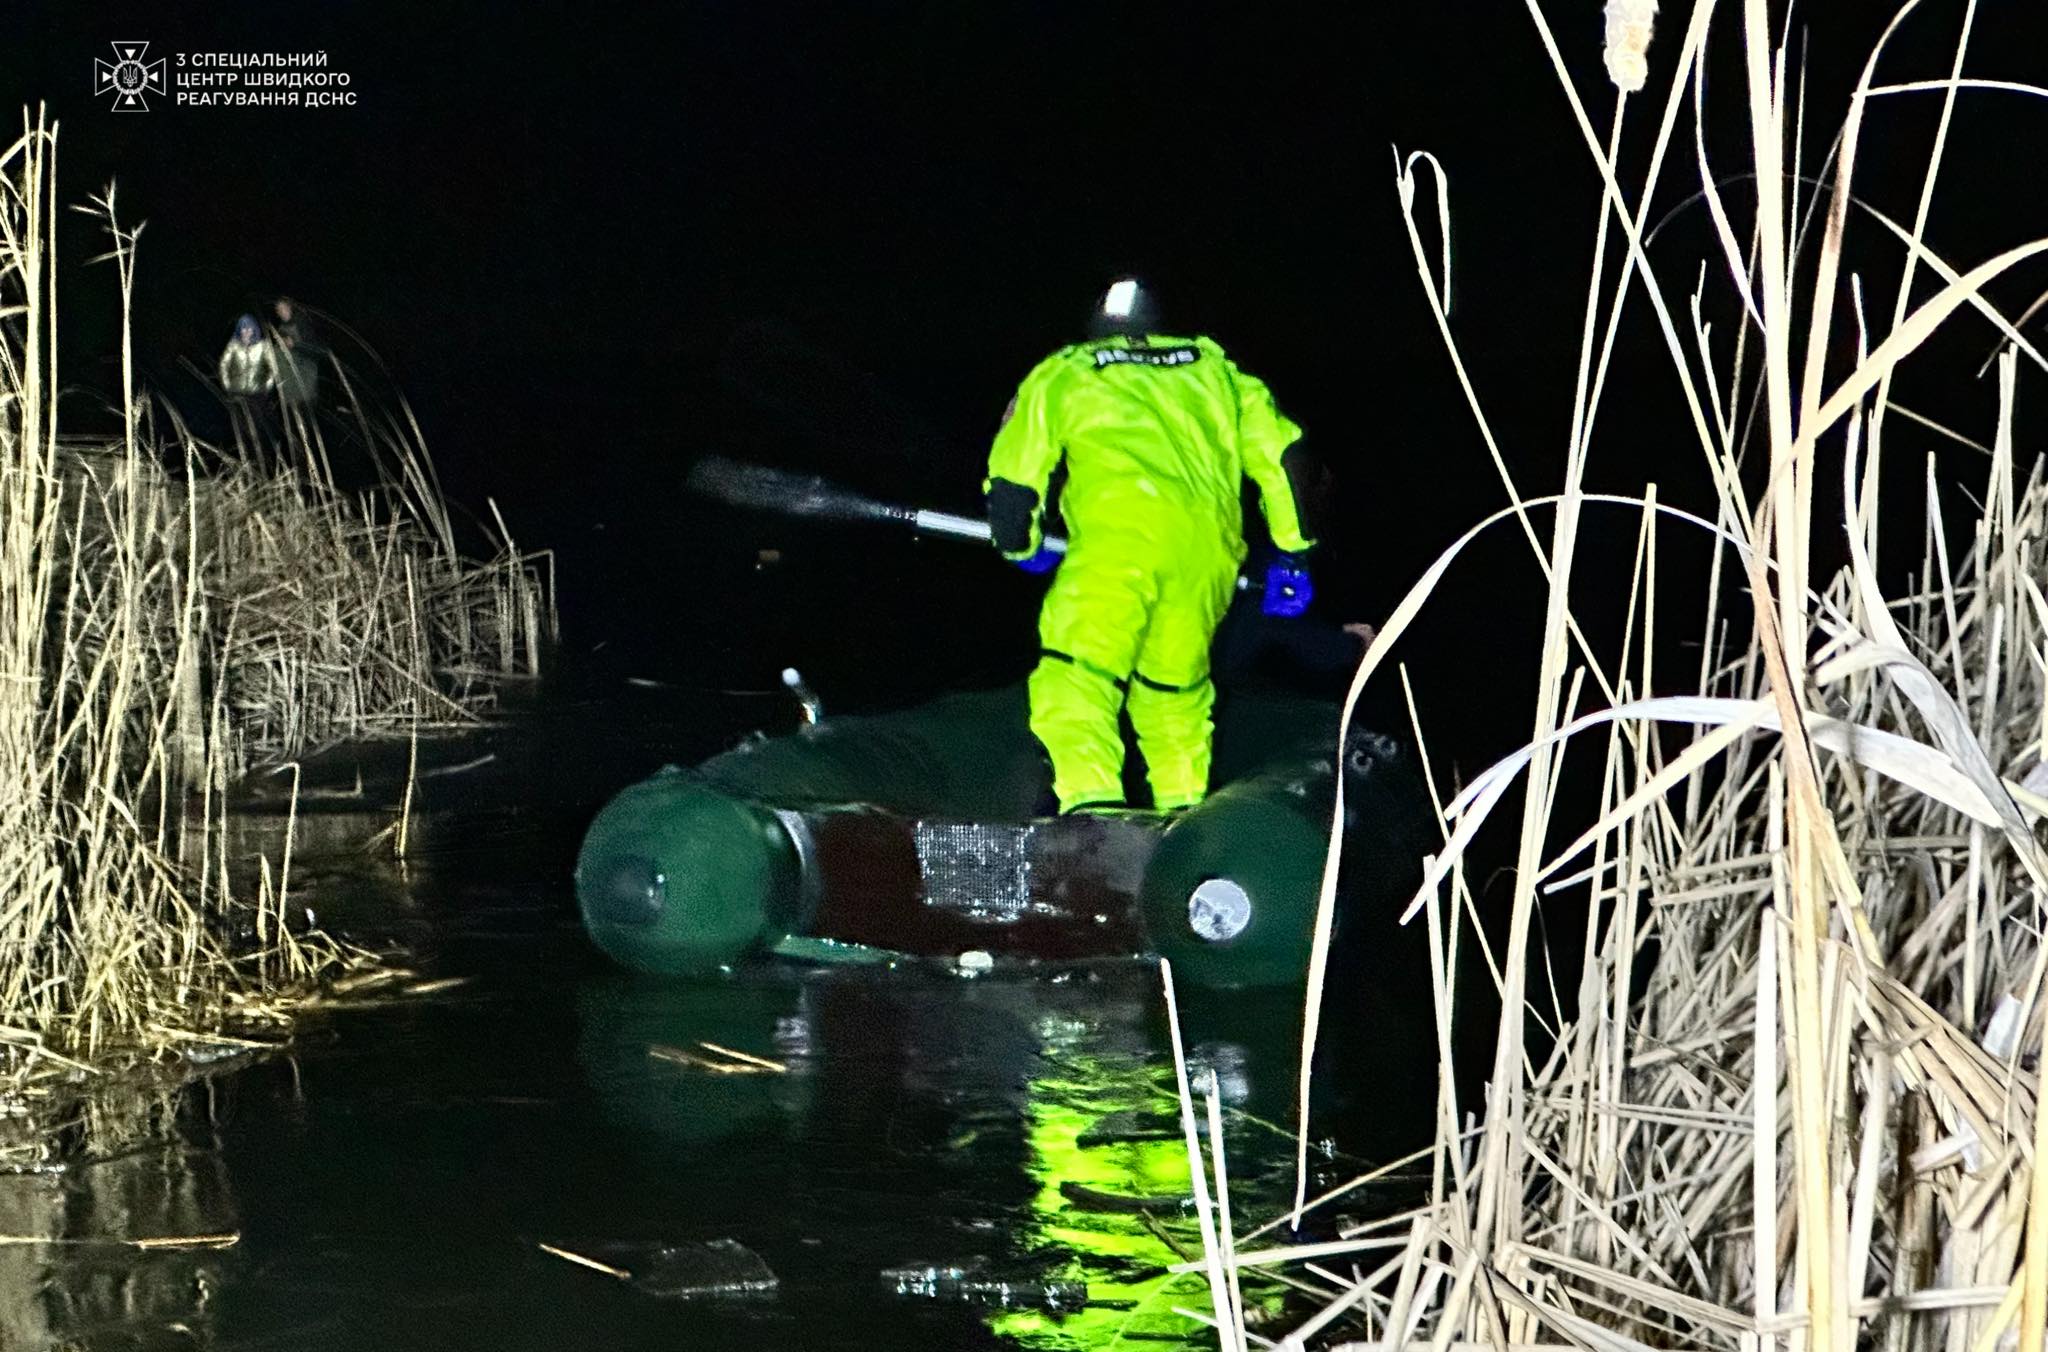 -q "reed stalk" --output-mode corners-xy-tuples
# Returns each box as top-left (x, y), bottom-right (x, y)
(1180, 5), (2048, 1348)
(0, 108), (557, 1131)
